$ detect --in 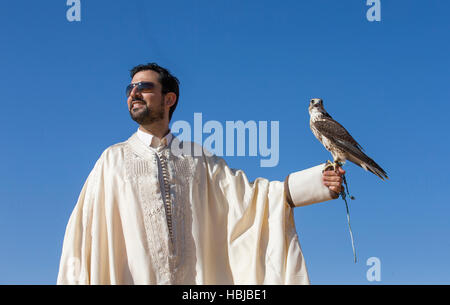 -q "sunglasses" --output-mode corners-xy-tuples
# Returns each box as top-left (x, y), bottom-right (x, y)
(125, 82), (155, 97)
